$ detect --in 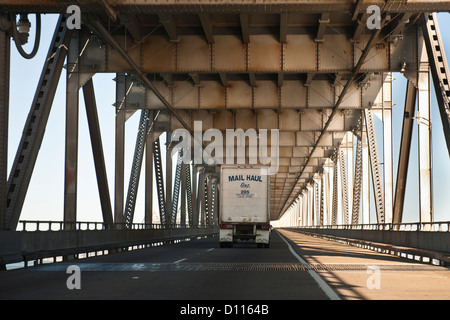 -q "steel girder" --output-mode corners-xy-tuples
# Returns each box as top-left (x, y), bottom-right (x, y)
(64, 29), (80, 229)
(352, 130), (363, 225)
(82, 78), (114, 227)
(171, 148), (183, 225)
(2, 1), (450, 14)
(5, 15), (72, 231)
(393, 81), (417, 226)
(2, 5), (446, 228)
(417, 28), (433, 227)
(422, 13), (450, 157)
(74, 27), (421, 76)
(365, 109), (385, 224)
(114, 74), (126, 224)
(153, 137), (167, 225)
(124, 109), (151, 228)
(79, 8), (413, 221)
